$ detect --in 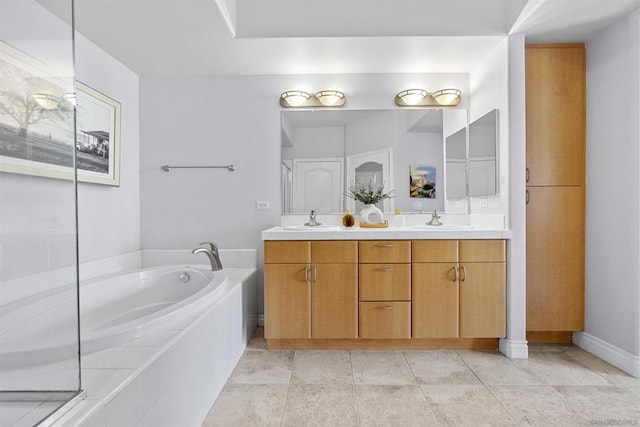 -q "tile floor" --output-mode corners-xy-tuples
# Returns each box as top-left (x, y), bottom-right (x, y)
(202, 329), (640, 426)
